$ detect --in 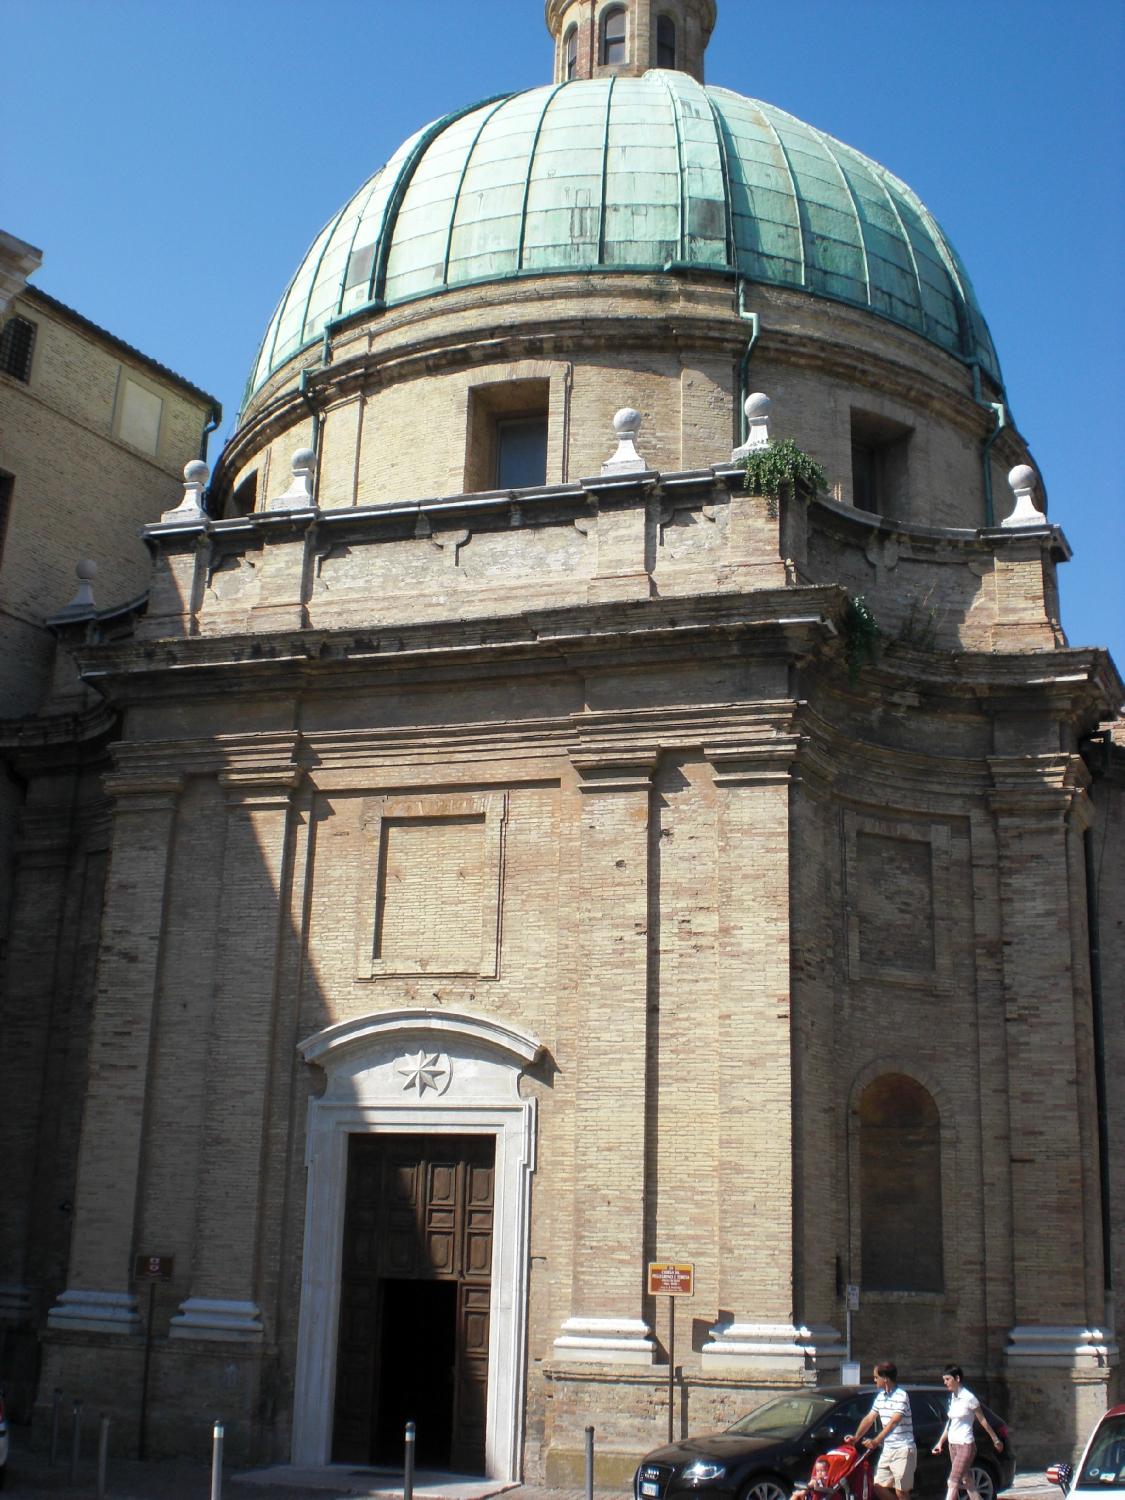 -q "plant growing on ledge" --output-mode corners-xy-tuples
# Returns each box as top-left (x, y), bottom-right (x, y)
(742, 438), (828, 516)
(842, 594), (880, 682)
